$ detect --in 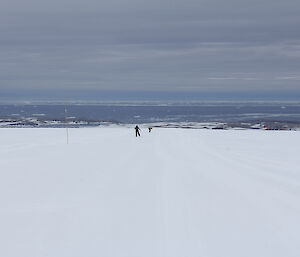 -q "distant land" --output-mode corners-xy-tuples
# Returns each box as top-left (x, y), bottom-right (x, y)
(1, 101), (299, 130)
